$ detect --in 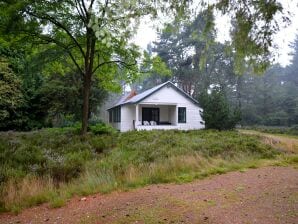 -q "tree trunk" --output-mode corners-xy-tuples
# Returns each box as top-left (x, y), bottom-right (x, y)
(81, 72), (92, 135)
(81, 29), (96, 135)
